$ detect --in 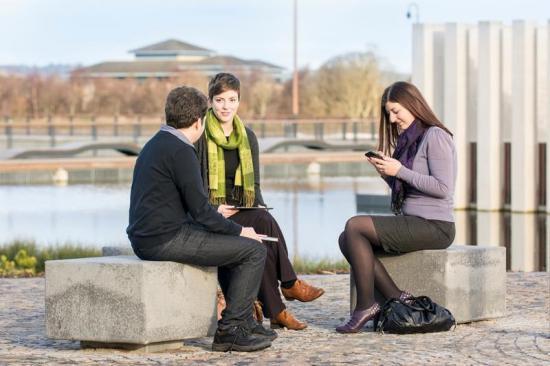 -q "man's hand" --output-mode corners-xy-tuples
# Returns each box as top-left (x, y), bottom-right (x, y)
(218, 204), (238, 218)
(240, 227), (265, 242)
